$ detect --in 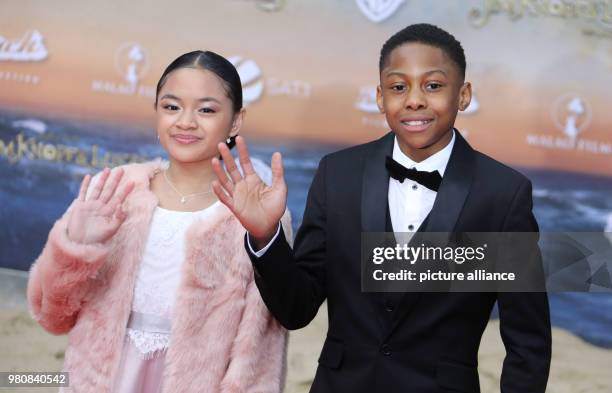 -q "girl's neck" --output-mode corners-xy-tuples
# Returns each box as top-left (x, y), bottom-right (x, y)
(165, 159), (215, 194)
